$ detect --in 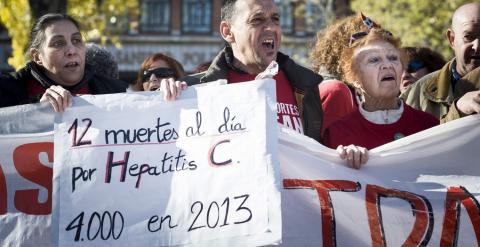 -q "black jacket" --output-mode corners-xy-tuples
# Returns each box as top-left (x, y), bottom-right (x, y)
(182, 47), (324, 142)
(0, 61), (127, 107)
